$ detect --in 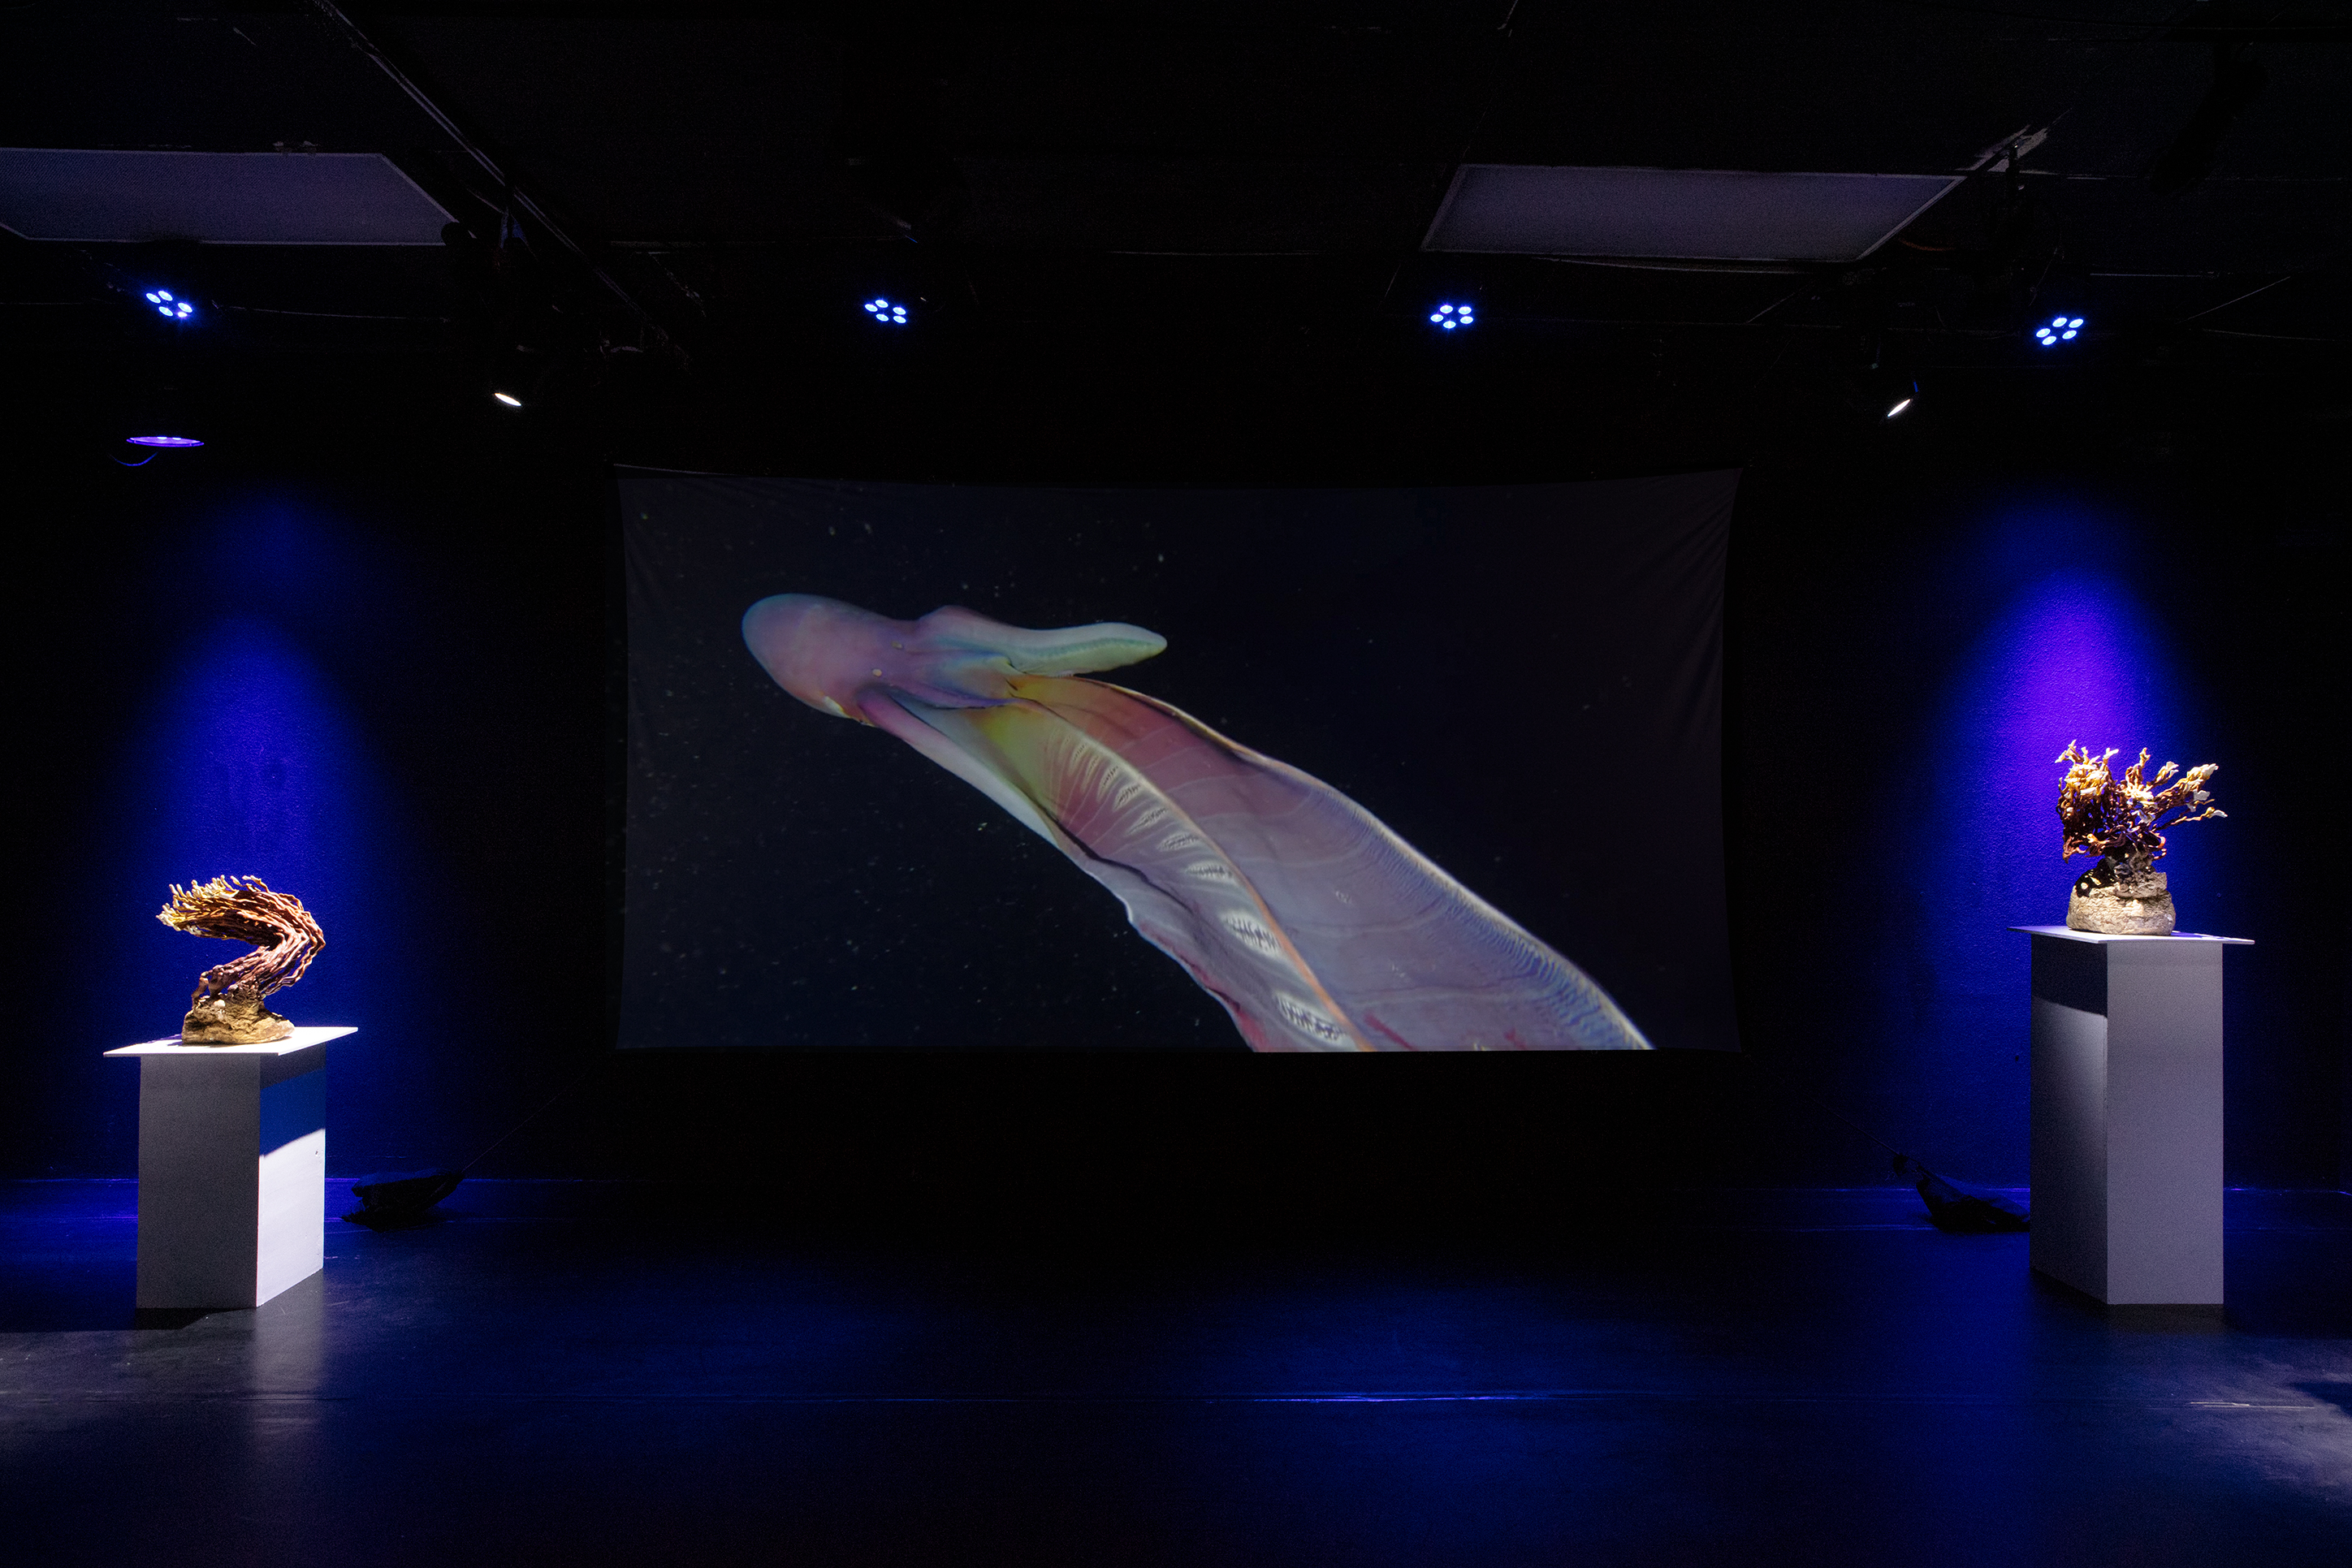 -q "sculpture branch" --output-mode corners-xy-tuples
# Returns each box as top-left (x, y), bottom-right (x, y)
(2053, 742), (2225, 935)
(158, 876), (326, 1044)
(2054, 742), (2224, 866)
